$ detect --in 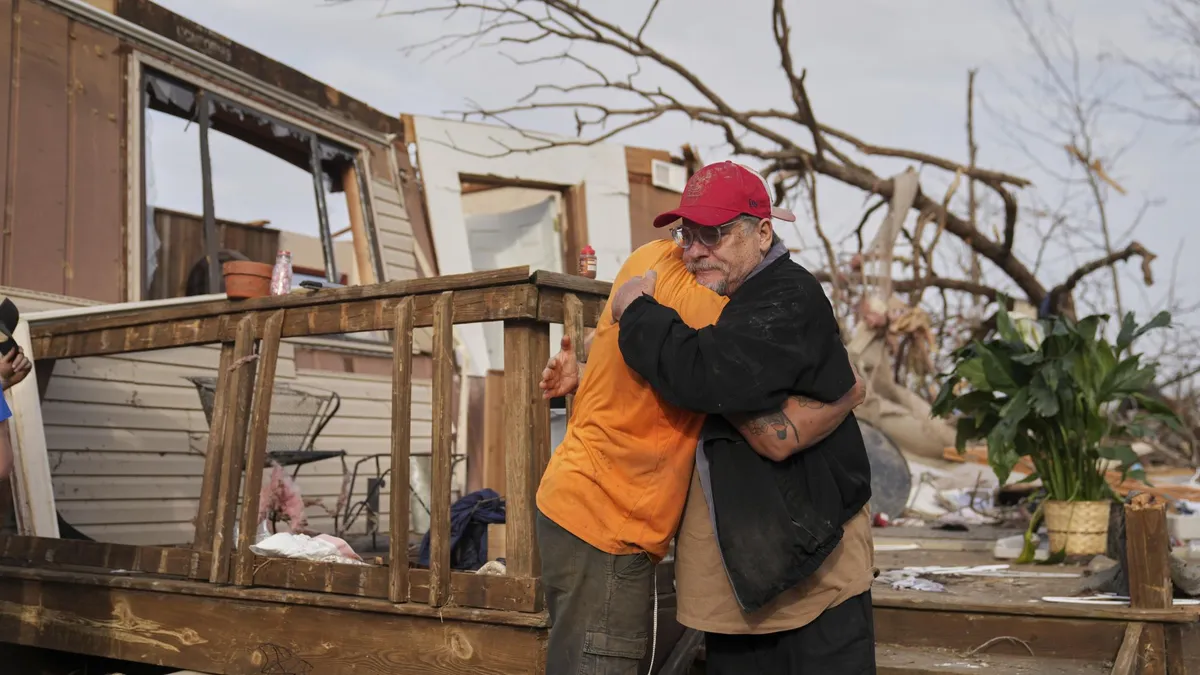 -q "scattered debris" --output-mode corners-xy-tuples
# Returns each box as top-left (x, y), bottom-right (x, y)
(251, 532), (367, 566)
